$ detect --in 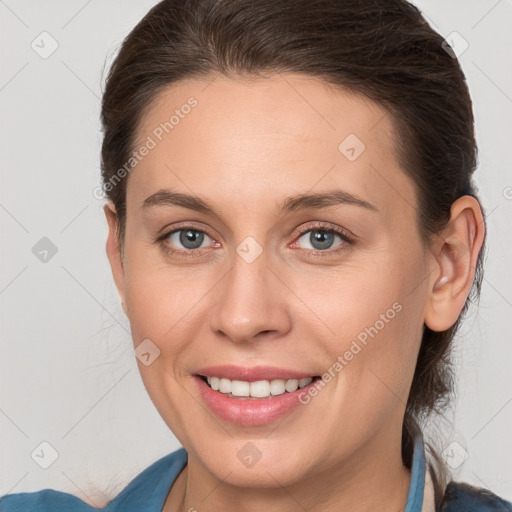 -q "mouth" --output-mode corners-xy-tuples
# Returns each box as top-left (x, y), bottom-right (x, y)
(198, 374), (321, 399)
(193, 366), (322, 426)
